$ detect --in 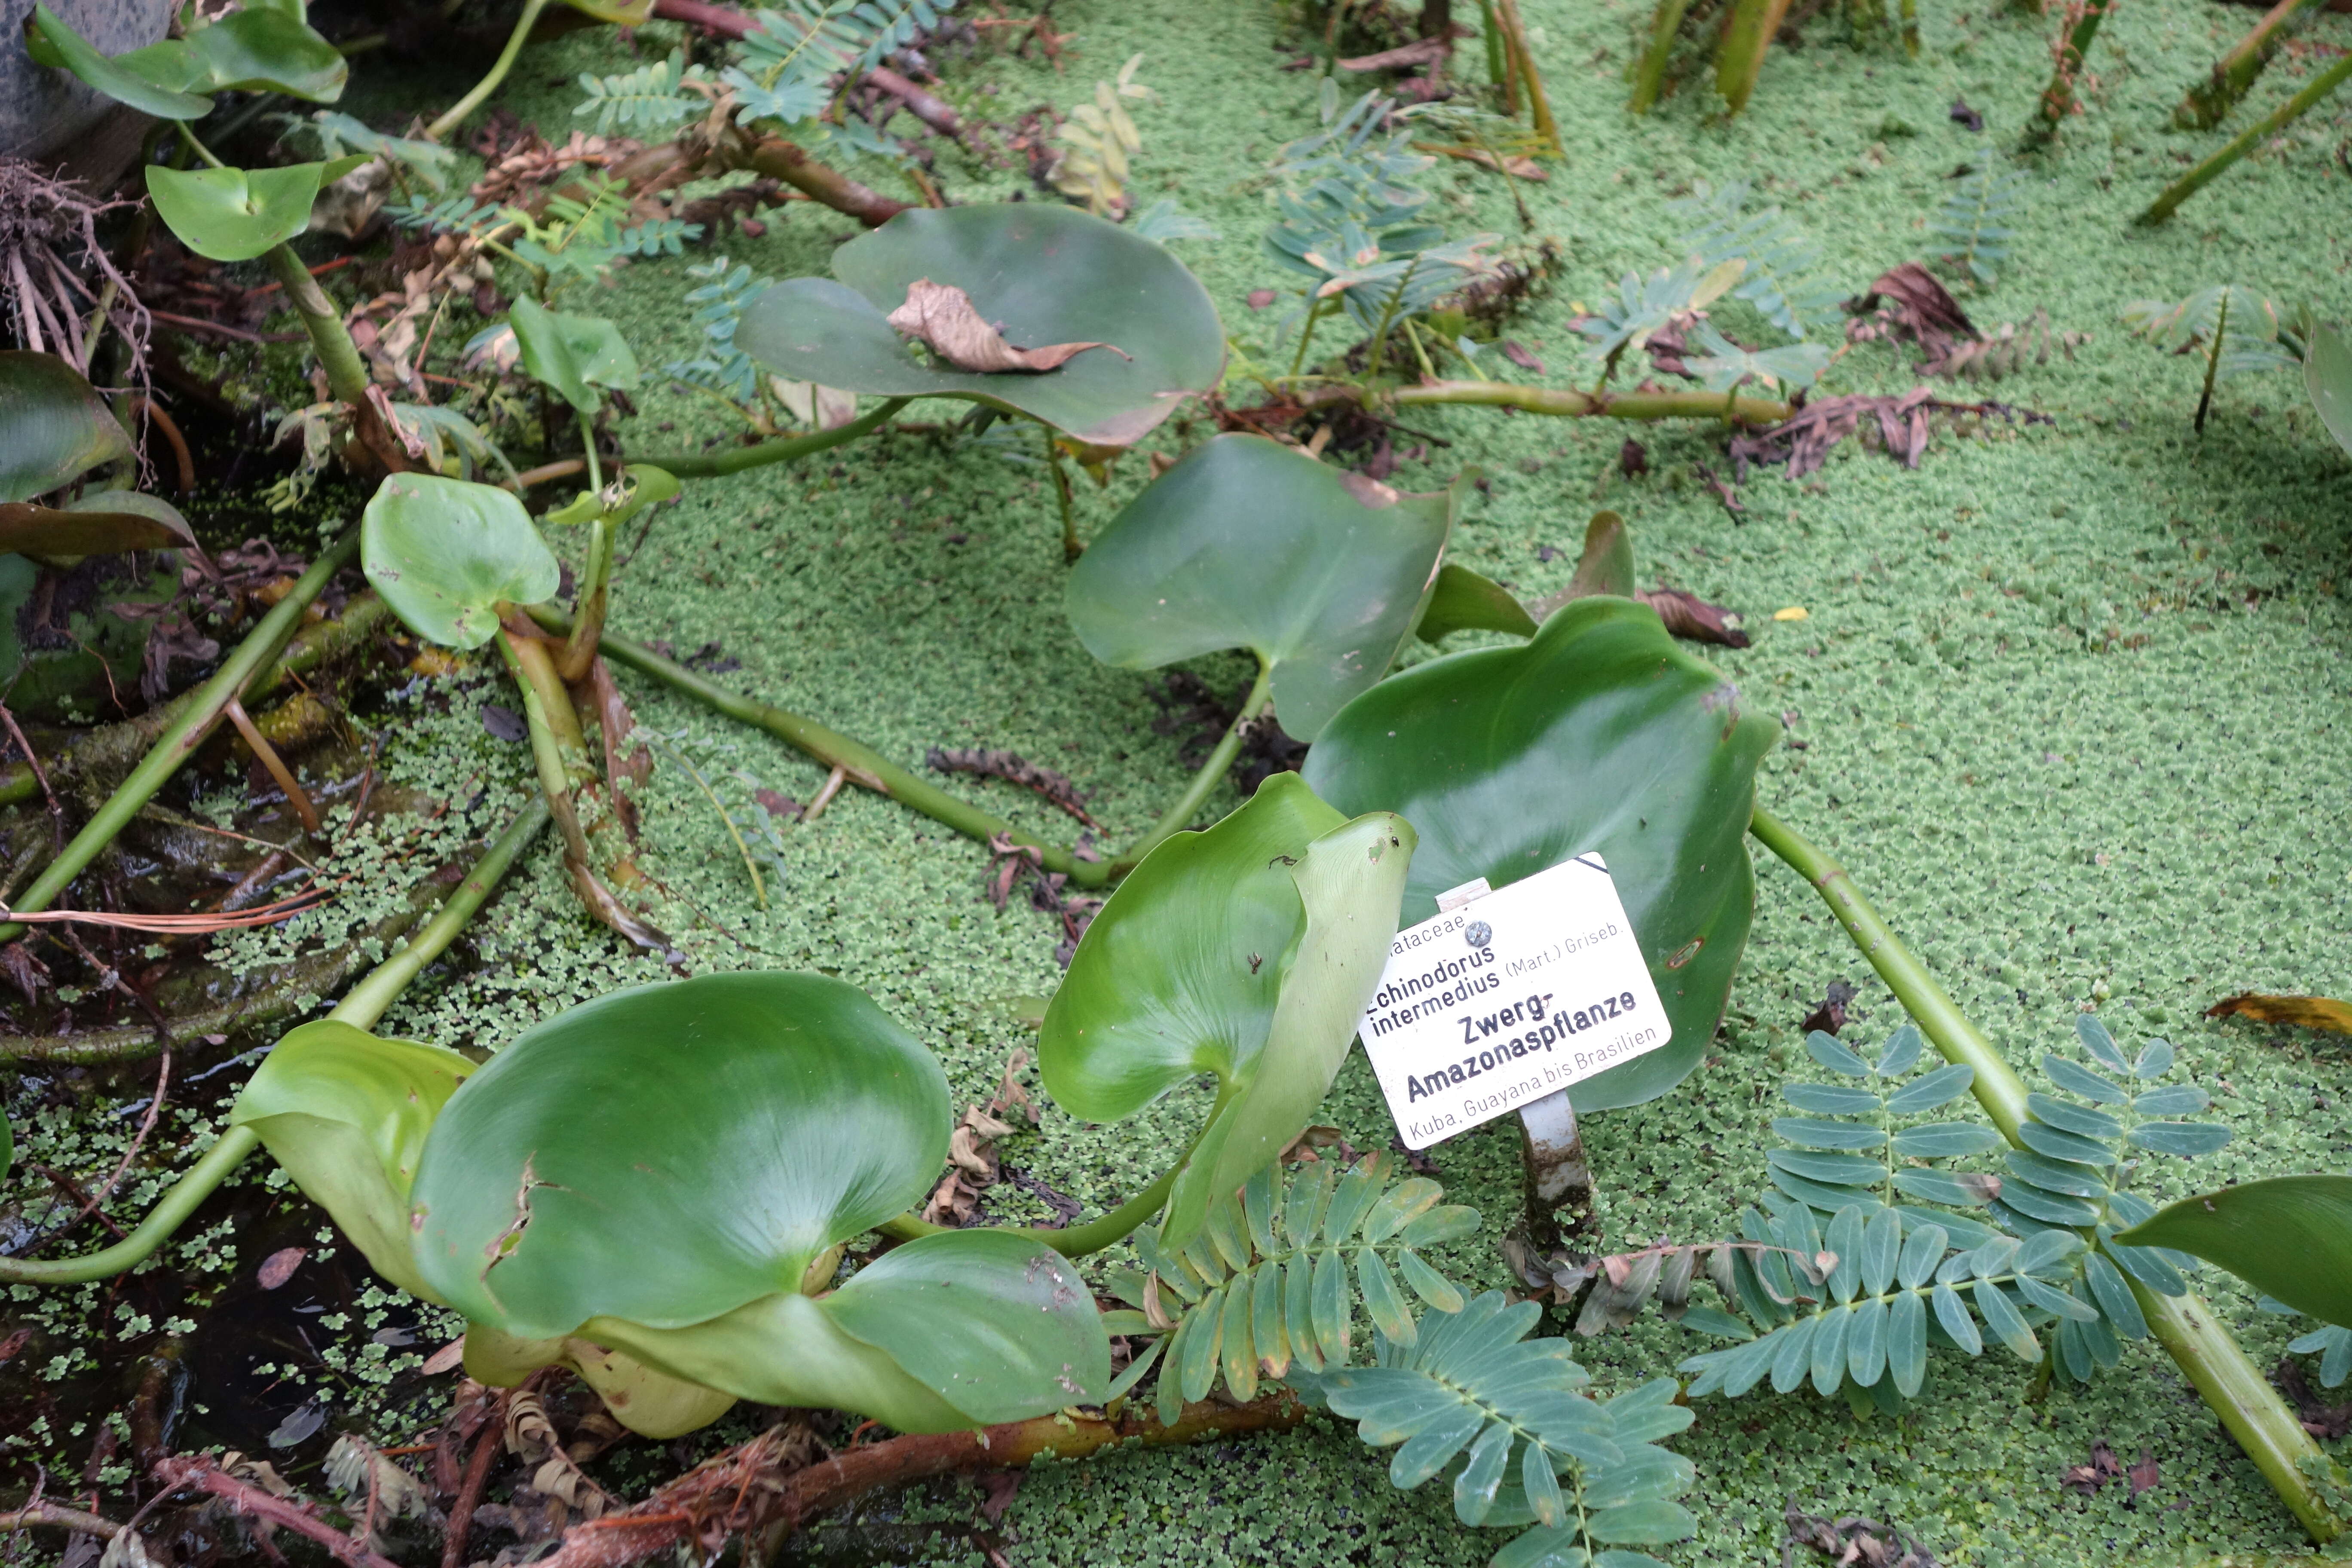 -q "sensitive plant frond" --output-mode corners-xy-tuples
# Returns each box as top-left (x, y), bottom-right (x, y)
(573, 50), (706, 135)
(1930, 162), (2026, 287)
(2122, 284), (2303, 430)
(2263, 1298), (2352, 1387)
(667, 256), (773, 406)
(299, 110), (460, 193)
(726, 0), (961, 127)
(1669, 180), (1846, 340)
(1129, 199), (1217, 245)
(1576, 254), (1747, 376)
(1102, 1152), (1480, 1420)
(1536, 1020), (2230, 1412)
(1295, 1294), (1698, 1566)
(1053, 54), (1154, 217)
(1684, 322), (1831, 393)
